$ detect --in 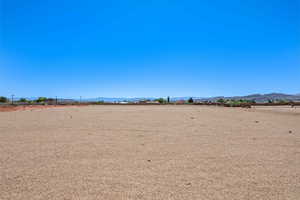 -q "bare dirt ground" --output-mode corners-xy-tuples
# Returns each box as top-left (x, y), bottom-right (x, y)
(0, 105), (299, 200)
